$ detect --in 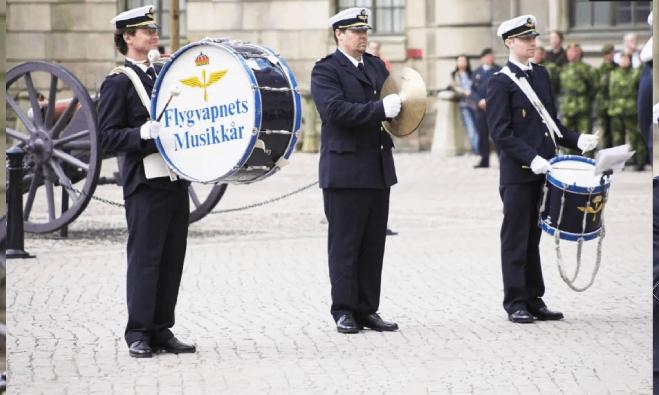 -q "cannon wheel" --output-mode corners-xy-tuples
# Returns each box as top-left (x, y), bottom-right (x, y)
(5, 61), (101, 235)
(188, 183), (228, 224)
